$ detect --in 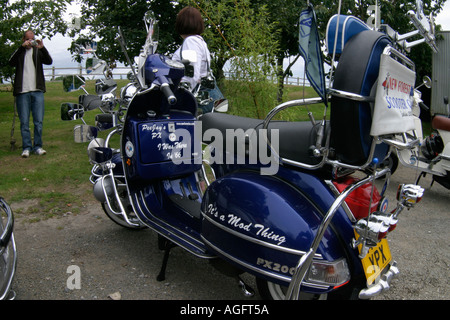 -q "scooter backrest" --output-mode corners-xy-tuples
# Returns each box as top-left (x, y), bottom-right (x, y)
(330, 30), (391, 166)
(326, 14), (370, 56)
